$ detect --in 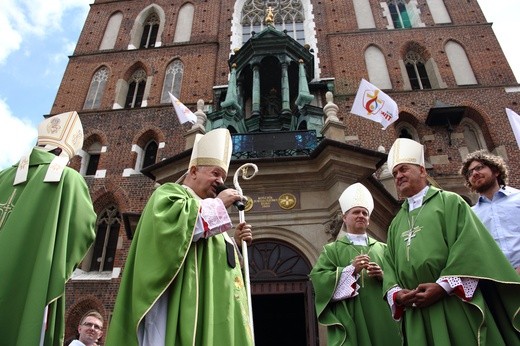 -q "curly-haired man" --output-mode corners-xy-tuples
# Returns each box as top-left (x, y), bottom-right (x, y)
(460, 150), (520, 274)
